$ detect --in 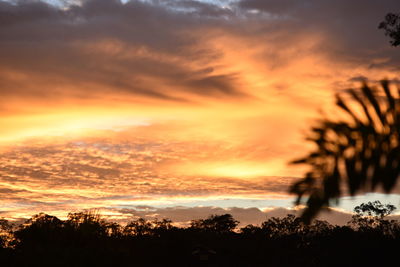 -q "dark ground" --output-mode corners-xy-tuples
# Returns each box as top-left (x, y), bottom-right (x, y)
(0, 212), (399, 267)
